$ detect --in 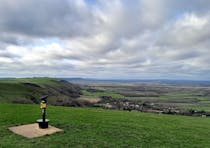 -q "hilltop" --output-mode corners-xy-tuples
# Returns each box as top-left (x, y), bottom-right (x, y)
(1, 103), (210, 147)
(0, 78), (82, 105)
